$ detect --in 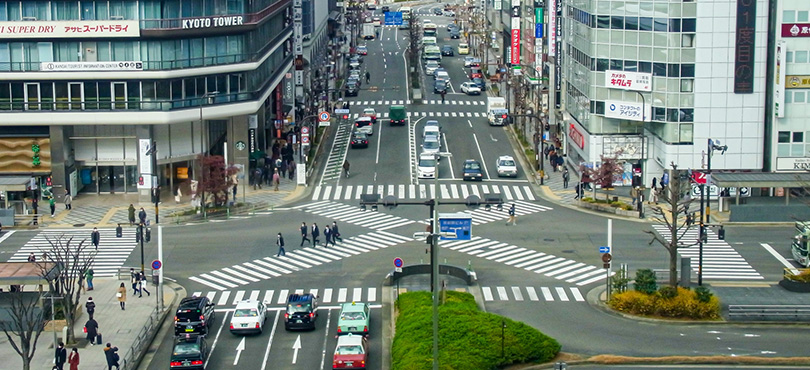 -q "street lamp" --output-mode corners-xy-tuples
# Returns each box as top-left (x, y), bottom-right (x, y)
(706, 139), (728, 221)
(697, 139), (727, 286)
